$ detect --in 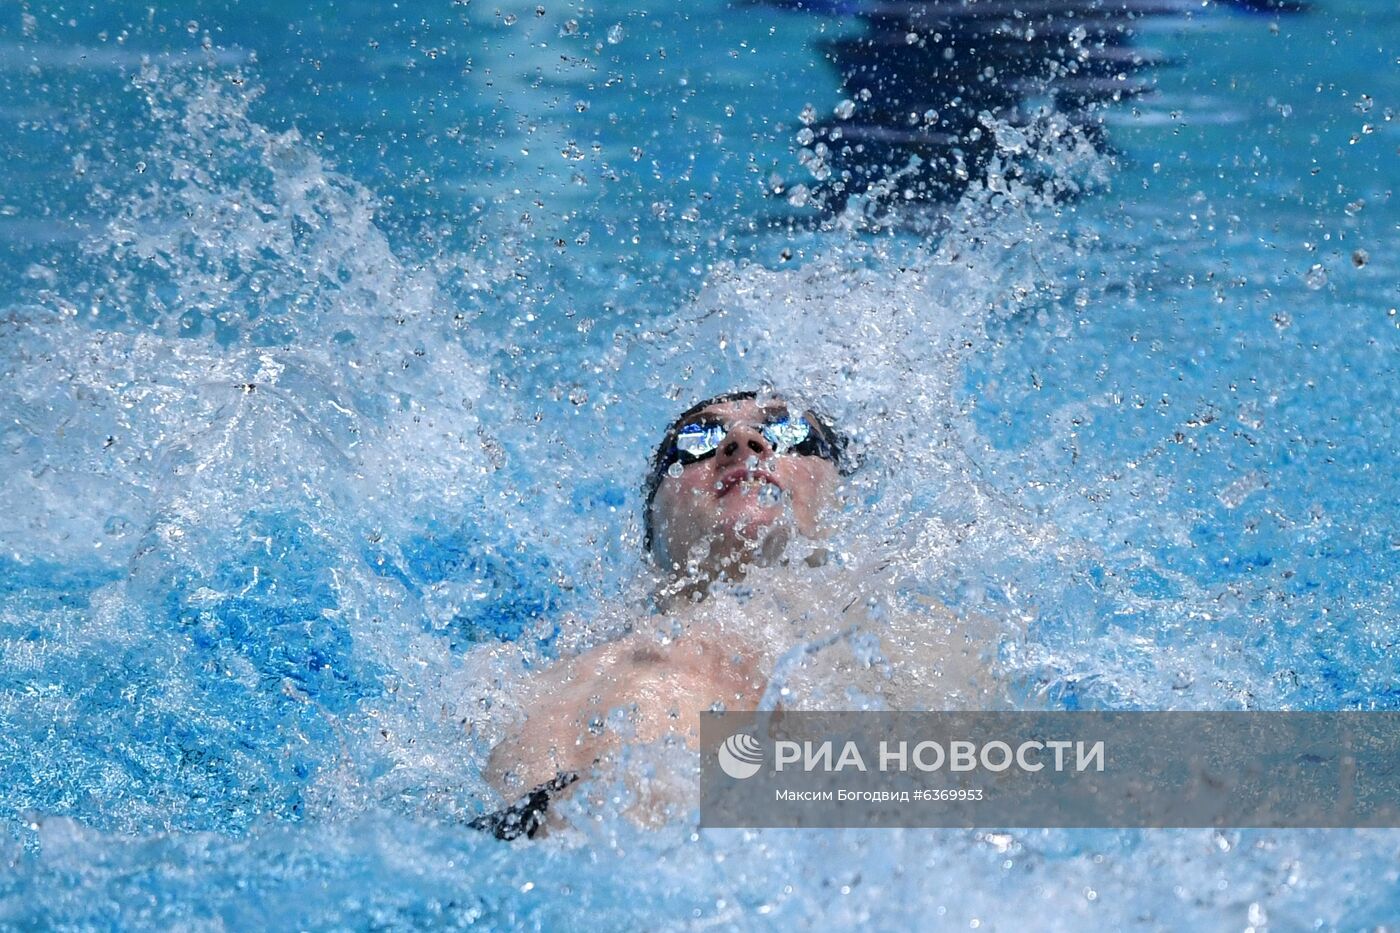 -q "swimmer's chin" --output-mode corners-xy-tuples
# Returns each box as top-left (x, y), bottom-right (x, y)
(666, 522), (794, 587)
(707, 507), (791, 554)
